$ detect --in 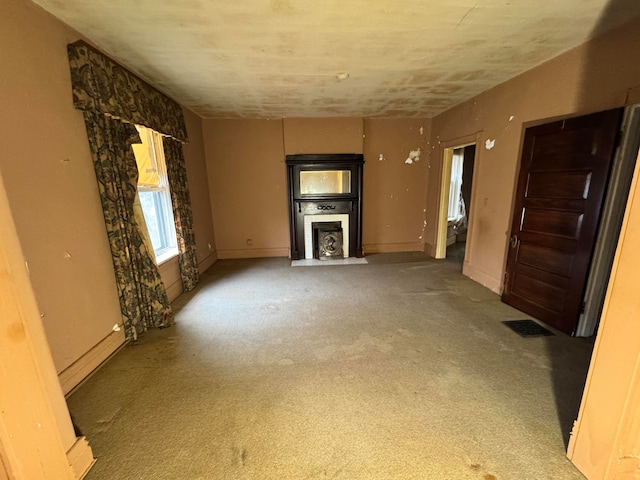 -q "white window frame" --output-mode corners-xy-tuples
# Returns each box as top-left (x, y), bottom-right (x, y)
(136, 127), (178, 265)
